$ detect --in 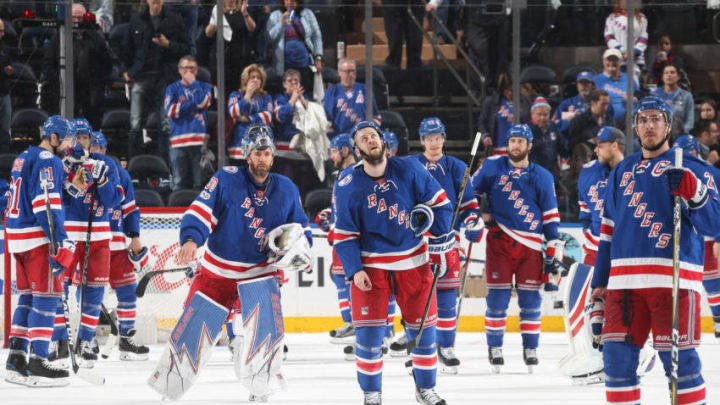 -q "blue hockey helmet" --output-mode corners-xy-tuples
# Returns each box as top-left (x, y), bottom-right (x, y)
(91, 131), (108, 150)
(42, 115), (75, 142)
(243, 125), (275, 156)
(350, 120), (384, 145)
(507, 124), (533, 144)
(418, 117), (445, 140)
(674, 134), (700, 155)
(72, 118), (93, 135)
(330, 133), (353, 151)
(383, 131), (398, 154)
(633, 96), (672, 127)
